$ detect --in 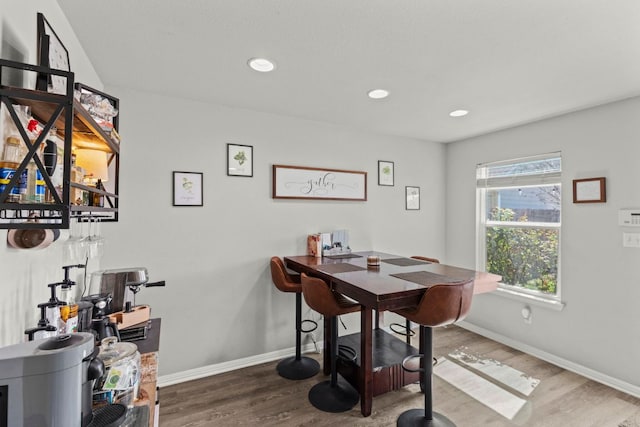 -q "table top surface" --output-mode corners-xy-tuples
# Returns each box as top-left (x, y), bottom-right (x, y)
(285, 251), (501, 310)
